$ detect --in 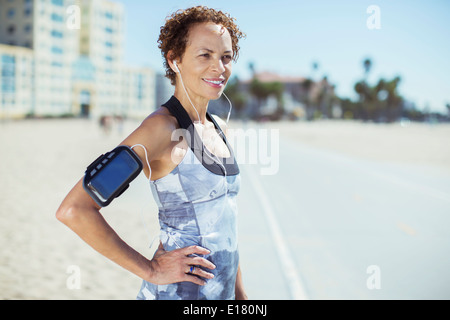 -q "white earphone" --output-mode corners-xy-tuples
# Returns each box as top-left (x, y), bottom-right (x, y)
(173, 61), (180, 73)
